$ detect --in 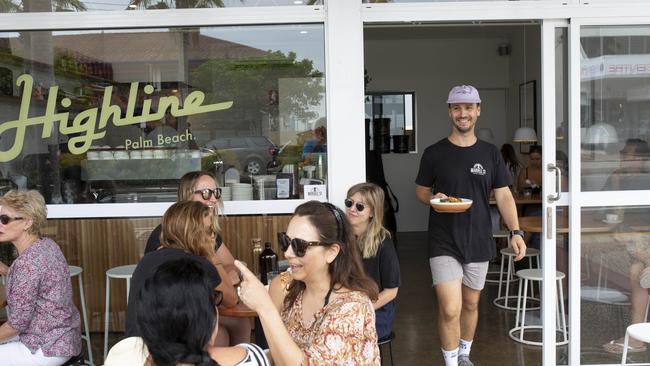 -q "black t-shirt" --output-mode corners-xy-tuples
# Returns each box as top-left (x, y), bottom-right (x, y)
(362, 237), (401, 294)
(415, 138), (511, 262)
(144, 224), (223, 254)
(125, 248), (221, 337)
